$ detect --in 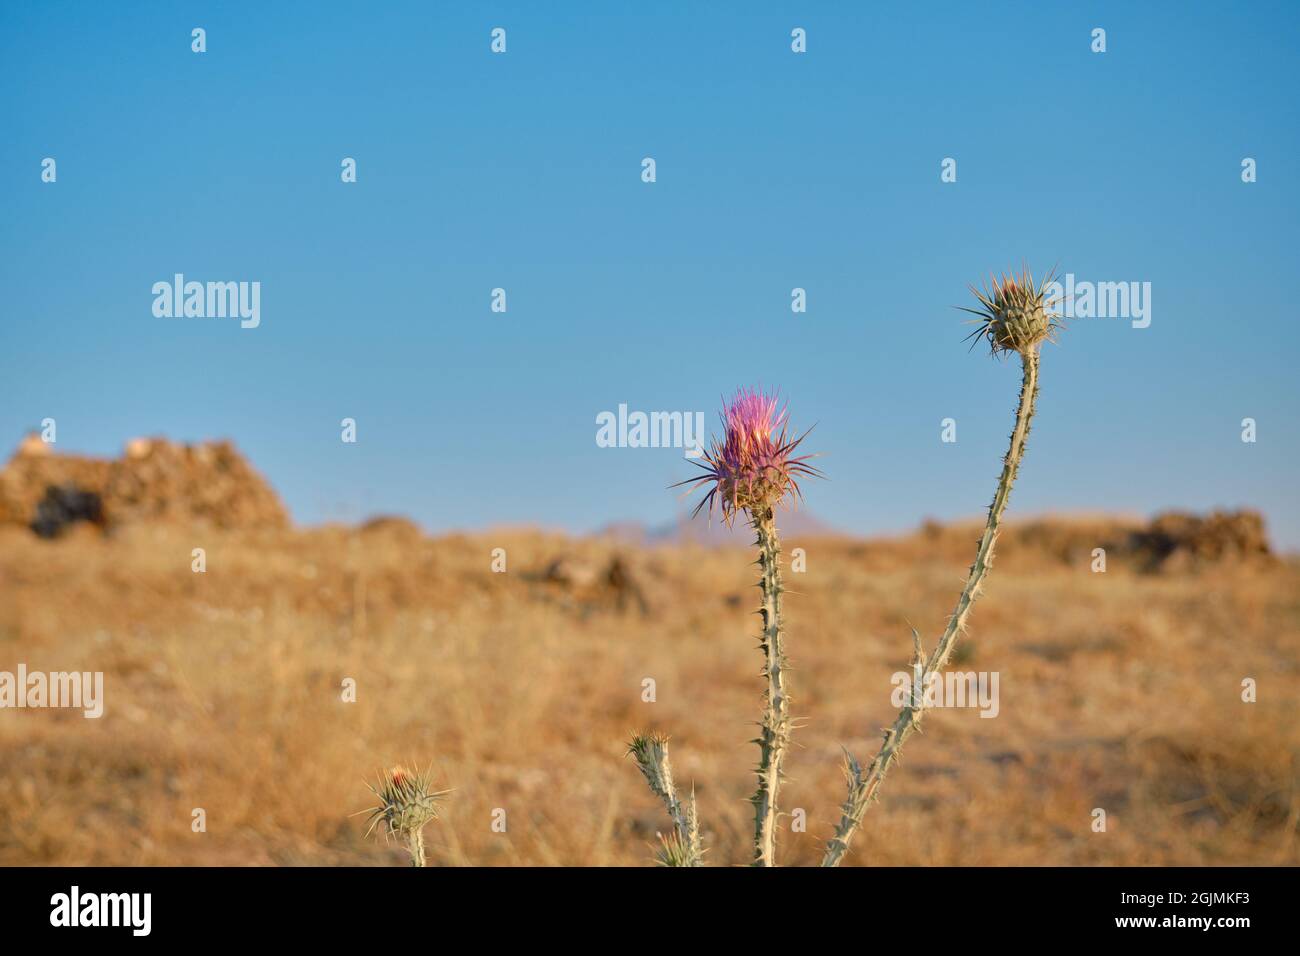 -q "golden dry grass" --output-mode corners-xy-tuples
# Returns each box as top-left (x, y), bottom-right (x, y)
(1, 517), (1296, 866)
